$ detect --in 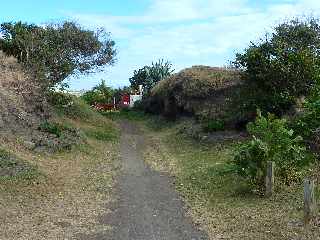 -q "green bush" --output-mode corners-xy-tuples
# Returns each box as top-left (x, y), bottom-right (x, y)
(39, 121), (64, 137)
(291, 87), (320, 139)
(234, 18), (320, 116)
(202, 119), (225, 132)
(49, 92), (94, 121)
(47, 91), (73, 107)
(233, 111), (311, 189)
(0, 148), (39, 180)
(63, 98), (94, 120)
(81, 80), (114, 105)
